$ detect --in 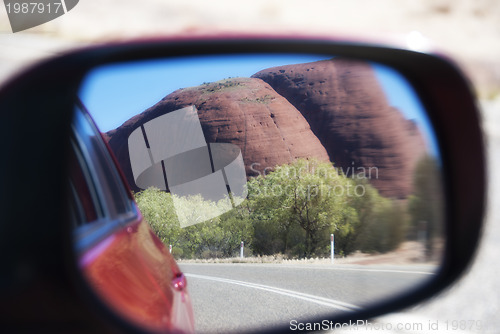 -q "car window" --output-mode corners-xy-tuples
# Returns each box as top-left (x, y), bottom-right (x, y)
(71, 102), (137, 253)
(68, 138), (100, 226)
(71, 103), (132, 219)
